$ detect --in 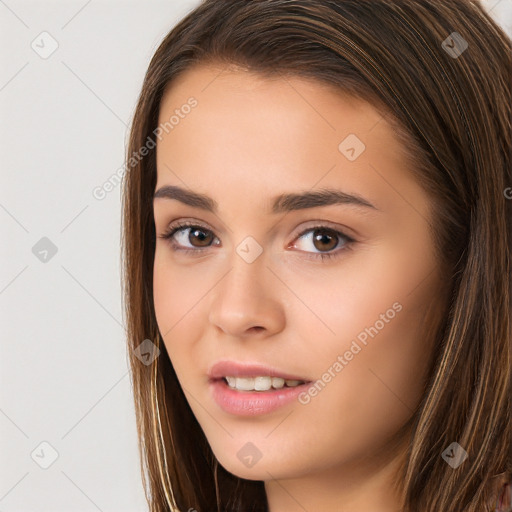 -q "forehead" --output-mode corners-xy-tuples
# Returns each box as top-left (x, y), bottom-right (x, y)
(154, 64), (423, 217)
(157, 63), (386, 140)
